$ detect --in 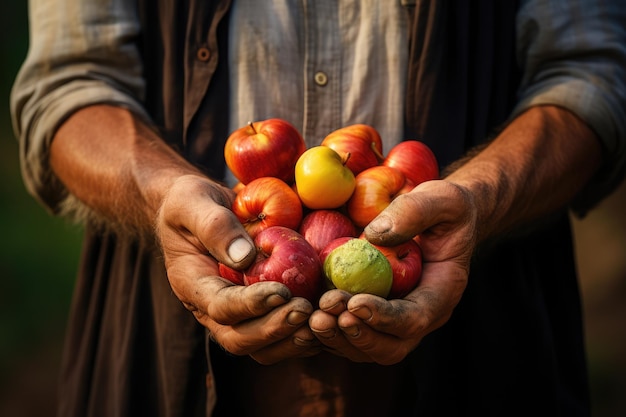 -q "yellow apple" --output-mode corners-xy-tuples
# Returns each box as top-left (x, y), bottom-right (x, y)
(294, 146), (356, 209)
